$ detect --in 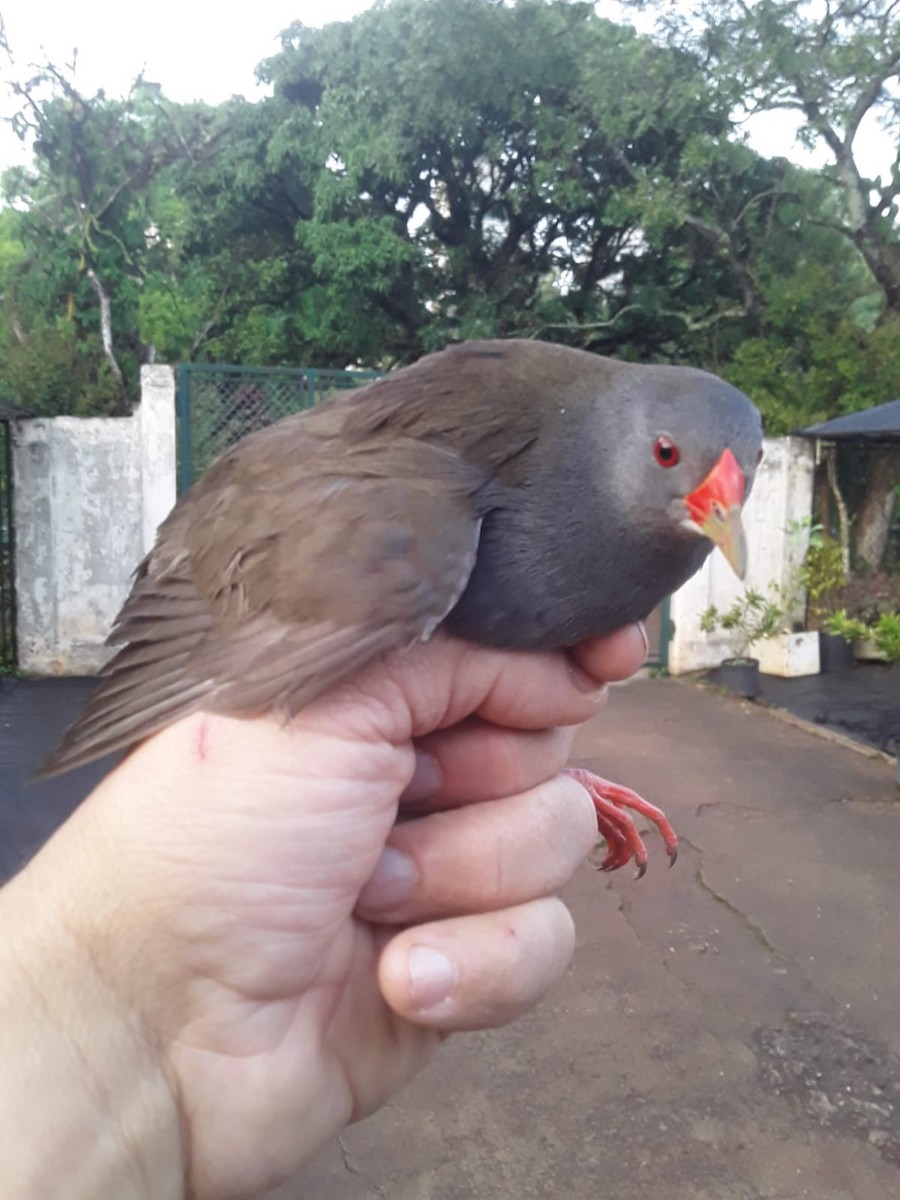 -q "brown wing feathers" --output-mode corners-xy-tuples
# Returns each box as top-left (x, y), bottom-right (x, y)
(39, 420), (488, 777)
(39, 564), (217, 775)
